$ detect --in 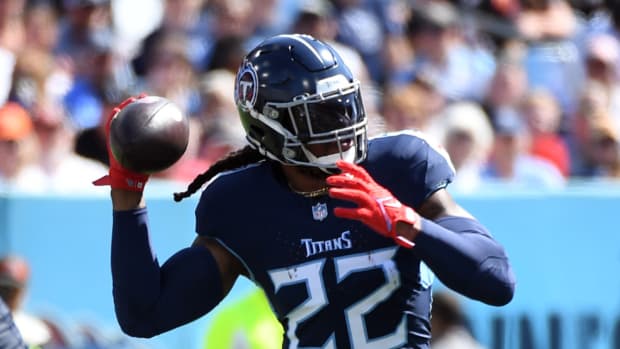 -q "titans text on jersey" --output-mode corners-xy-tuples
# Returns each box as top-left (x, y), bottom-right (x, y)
(301, 230), (353, 258)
